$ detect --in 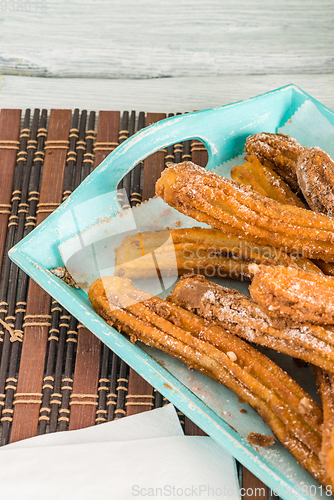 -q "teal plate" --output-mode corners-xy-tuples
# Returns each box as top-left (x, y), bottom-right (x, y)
(9, 85), (334, 500)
